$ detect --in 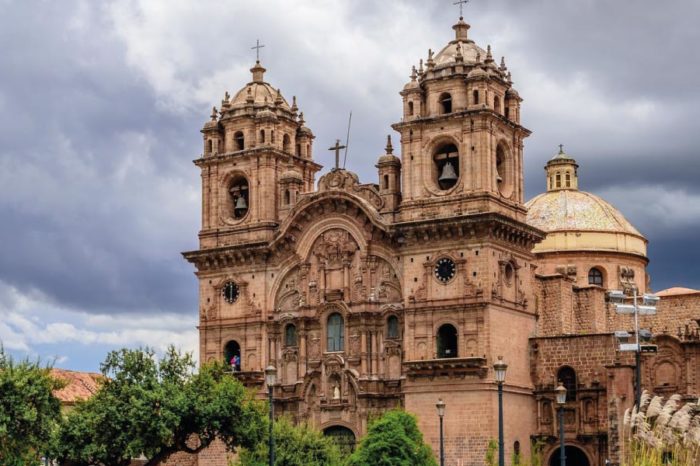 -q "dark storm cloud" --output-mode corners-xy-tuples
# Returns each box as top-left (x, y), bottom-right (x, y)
(0, 1), (199, 313)
(0, 0), (697, 326)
